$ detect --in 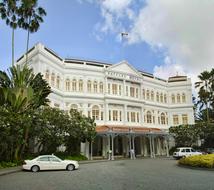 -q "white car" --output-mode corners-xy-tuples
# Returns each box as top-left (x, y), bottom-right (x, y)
(22, 155), (79, 172)
(173, 147), (202, 159)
